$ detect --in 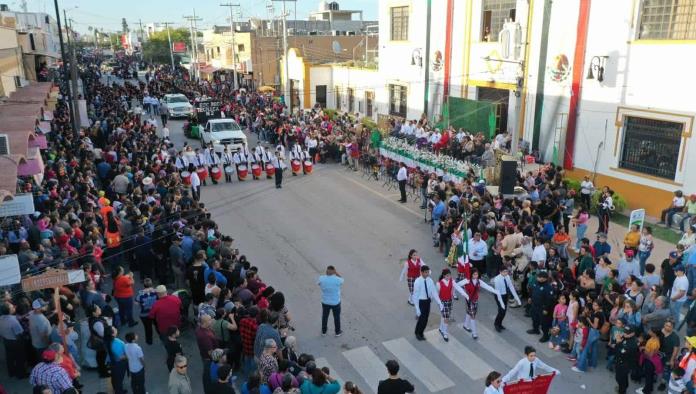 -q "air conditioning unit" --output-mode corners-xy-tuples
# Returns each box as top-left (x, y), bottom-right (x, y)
(0, 134), (10, 155)
(499, 20), (522, 61)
